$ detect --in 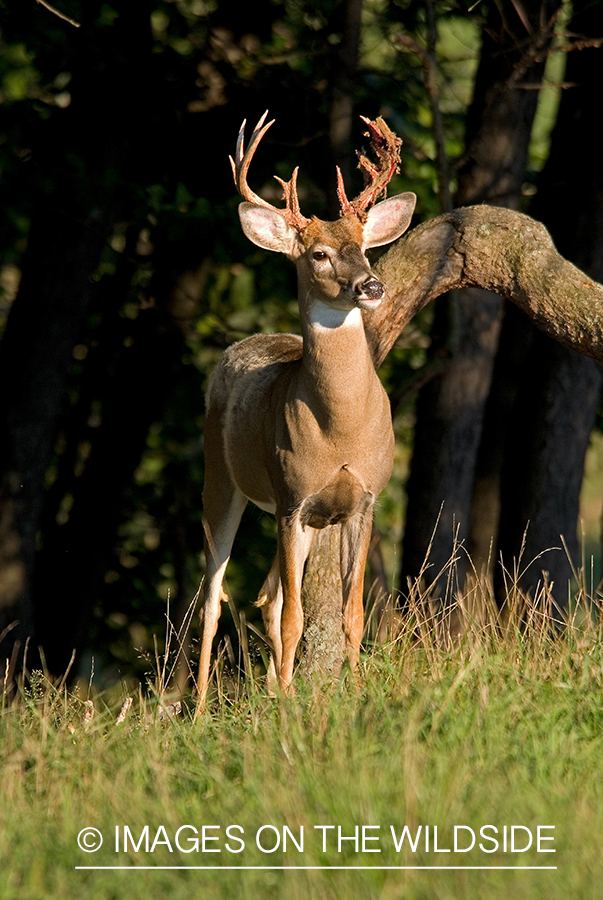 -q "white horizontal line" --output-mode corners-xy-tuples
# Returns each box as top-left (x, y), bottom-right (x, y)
(75, 865), (558, 871)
